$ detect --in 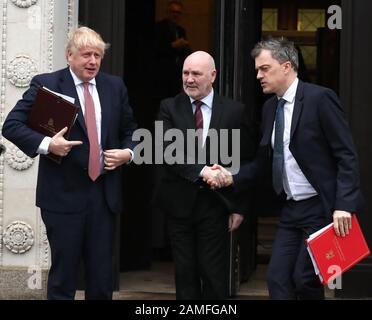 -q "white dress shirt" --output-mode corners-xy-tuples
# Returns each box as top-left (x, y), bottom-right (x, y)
(271, 78), (318, 201)
(190, 89), (213, 177)
(190, 89), (214, 146)
(36, 69), (102, 156)
(70, 70), (102, 148)
(37, 69), (134, 164)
